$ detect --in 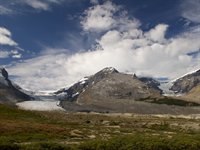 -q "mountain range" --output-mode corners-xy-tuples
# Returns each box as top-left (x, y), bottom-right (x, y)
(54, 67), (200, 114)
(1, 67), (200, 114)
